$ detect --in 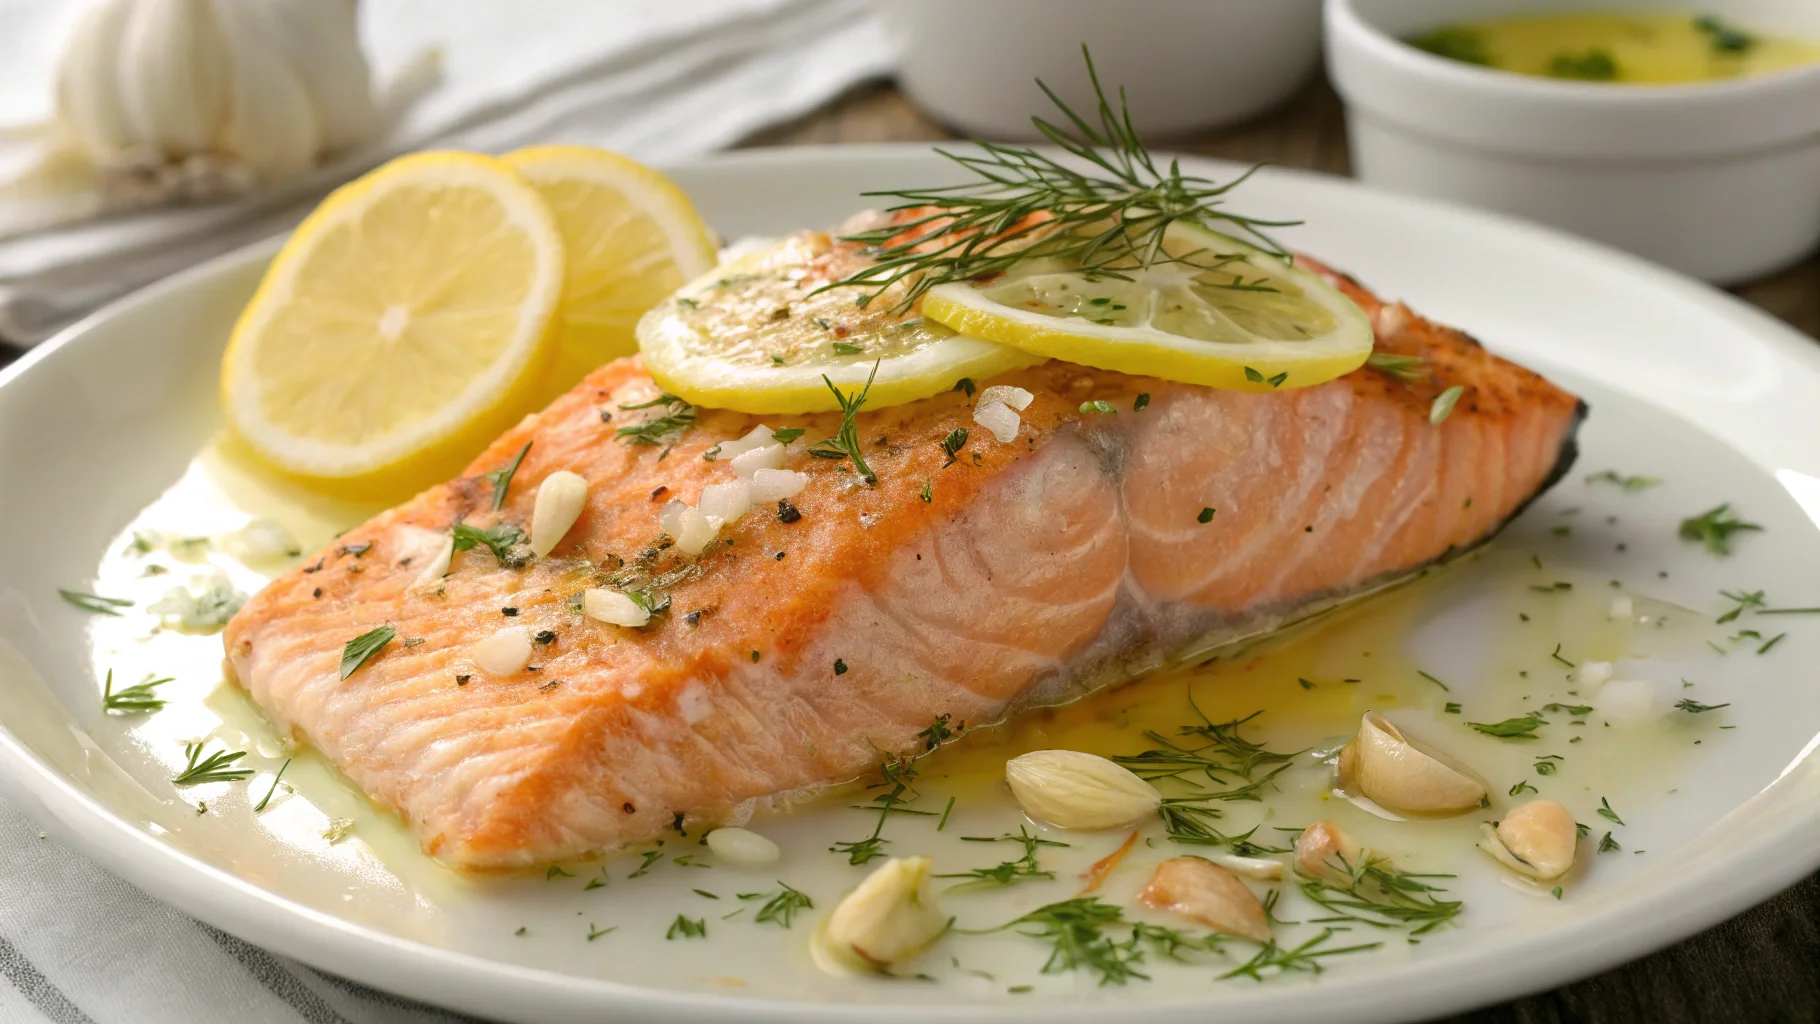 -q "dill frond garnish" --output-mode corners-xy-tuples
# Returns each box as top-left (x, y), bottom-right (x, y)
(1218, 928), (1381, 980)
(451, 521), (528, 566)
(171, 742), (253, 786)
(253, 757), (290, 812)
(968, 897), (1226, 987)
(102, 670), (171, 714)
(739, 883), (814, 928)
(806, 362), (879, 484)
(1675, 698), (1730, 714)
(936, 827), (1068, 892)
(1717, 588), (1767, 624)
(1296, 854), (1462, 934)
(484, 441), (531, 511)
(615, 393), (696, 446)
(830, 714), (958, 864)
(1586, 469), (1660, 491)
(814, 47), (1294, 314)
(1678, 504), (1762, 556)
(1113, 702), (1302, 850)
